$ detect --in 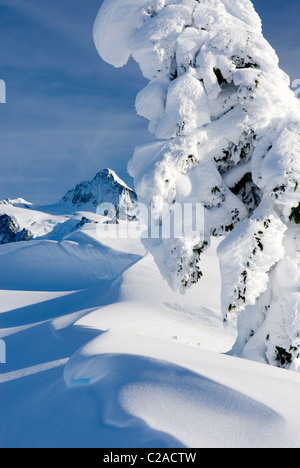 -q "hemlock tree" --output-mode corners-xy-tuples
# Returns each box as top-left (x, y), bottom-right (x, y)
(94, 0), (300, 370)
